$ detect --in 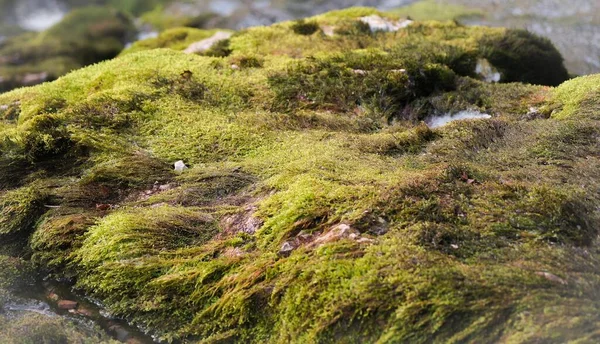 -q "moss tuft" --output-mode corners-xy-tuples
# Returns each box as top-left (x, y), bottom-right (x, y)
(480, 29), (570, 86)
(290, 20), (320, 36)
